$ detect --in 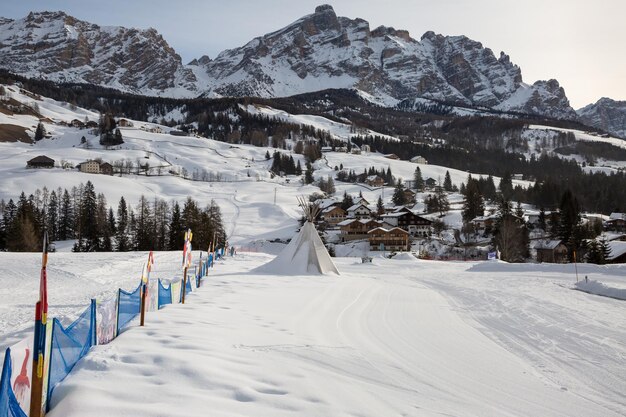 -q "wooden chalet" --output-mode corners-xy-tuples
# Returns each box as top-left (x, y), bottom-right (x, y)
(26, 155), (54, 168)
(381, 210), (432, 237)
(606, 213), (626, 233)
(368, 227), (410, 251)
(365, 175), (384, 187)
(607, 241), (626, 264)
(99, 162), (114, 176)
(78, 160), (113, 175)
(320, 205), (346, 226)
(534, 240), (568, 263)
(347, 203), (372, 219)
(338, 218), (382, 242)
